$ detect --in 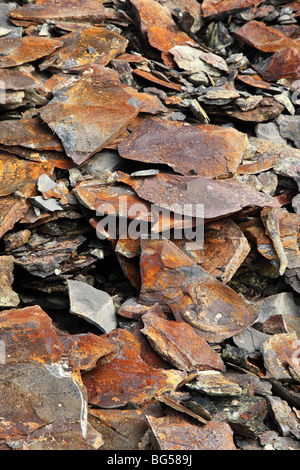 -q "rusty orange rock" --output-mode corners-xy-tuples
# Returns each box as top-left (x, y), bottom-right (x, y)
(146, 414), (237, 450)
(254, 47), (300, 82)
(234, 20), (299, 53)
(82, 328), (183, 408)
(118, 117), (248, 178)
(202, 0), (264, 18)
(39, 65), (141, 164)
(129, 0), (196, 64)
(141, 312), (226, 371)
(138, 238), (258, 343)
(0, 36), (62, 68)
(9, 0), (110, 25)
(39, 26), (128, 73)
(0, 305), (116, 369)
(117, 171), (280, 221)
